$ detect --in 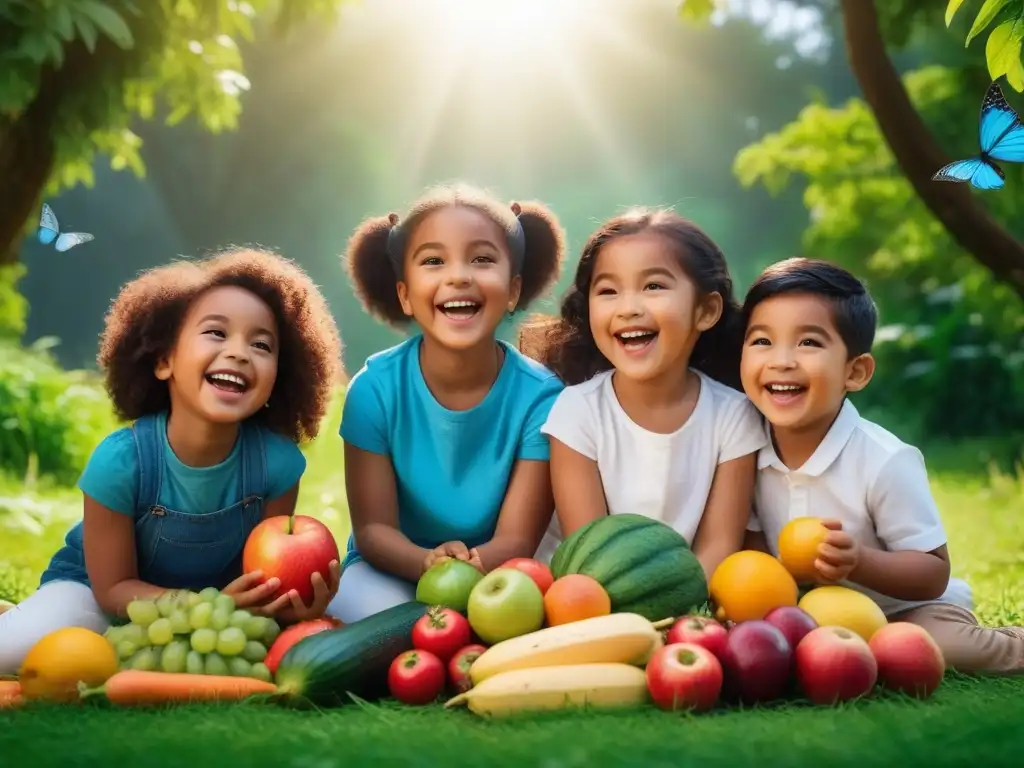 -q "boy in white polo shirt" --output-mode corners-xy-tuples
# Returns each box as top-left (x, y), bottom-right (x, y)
(740, 257), (1024, 675)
